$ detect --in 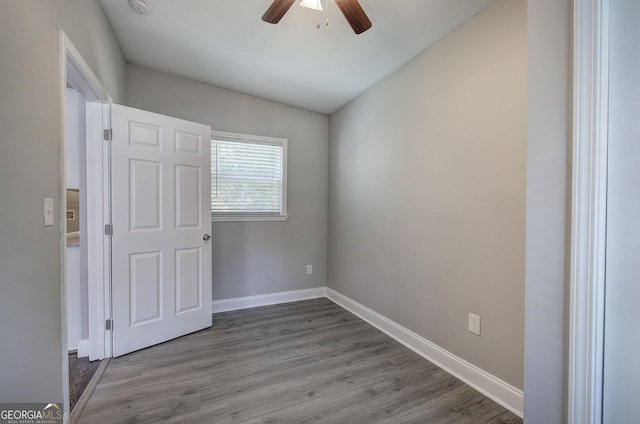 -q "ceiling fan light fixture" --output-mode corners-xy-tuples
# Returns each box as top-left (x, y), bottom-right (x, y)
(299, 0), (323, 11)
